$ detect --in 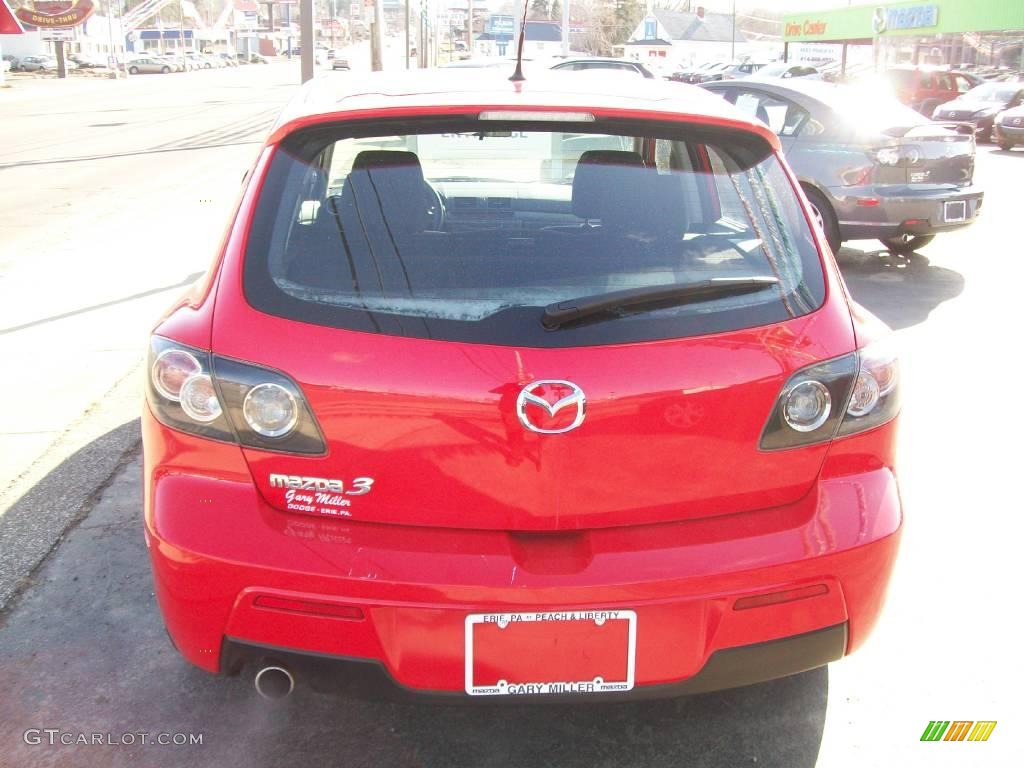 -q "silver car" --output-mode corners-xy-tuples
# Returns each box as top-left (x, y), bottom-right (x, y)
(127, 57), (174, 75)
(994, 104), (1024, 150)
(18, 56), (58, 72)
(704, 78), (983, 254)
(550, 58), (656, 79)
